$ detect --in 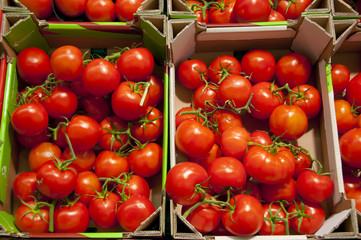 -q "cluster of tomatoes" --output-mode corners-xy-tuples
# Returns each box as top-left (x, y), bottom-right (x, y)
(183, 0), (313, 24)
(18, 0), (142, 22)
(166, 50), (334, 236)
(10, 45), (163, 233)
(331, 63), (361, 214)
